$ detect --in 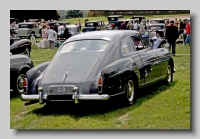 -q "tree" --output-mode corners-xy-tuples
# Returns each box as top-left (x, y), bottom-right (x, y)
(10, 10), (60, 22)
